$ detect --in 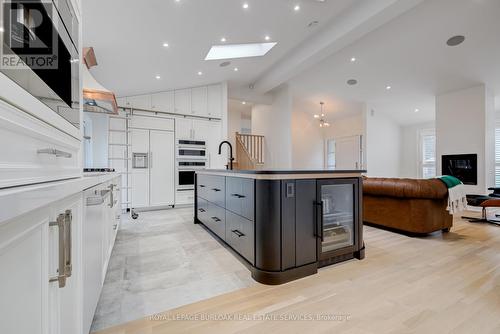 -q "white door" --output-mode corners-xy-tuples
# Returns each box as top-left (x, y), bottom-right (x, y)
(335, 135), (362, 170)
(151, 91), (174, 113)
(207, 84), (222, 118)
(131, 128), (150, 208)
(175, 118), (193, 139)
(174, 89), (191, 115)
(193, 119), (222, 168)
(191, 86), (208, 116)
(149, 130), (175, 206)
